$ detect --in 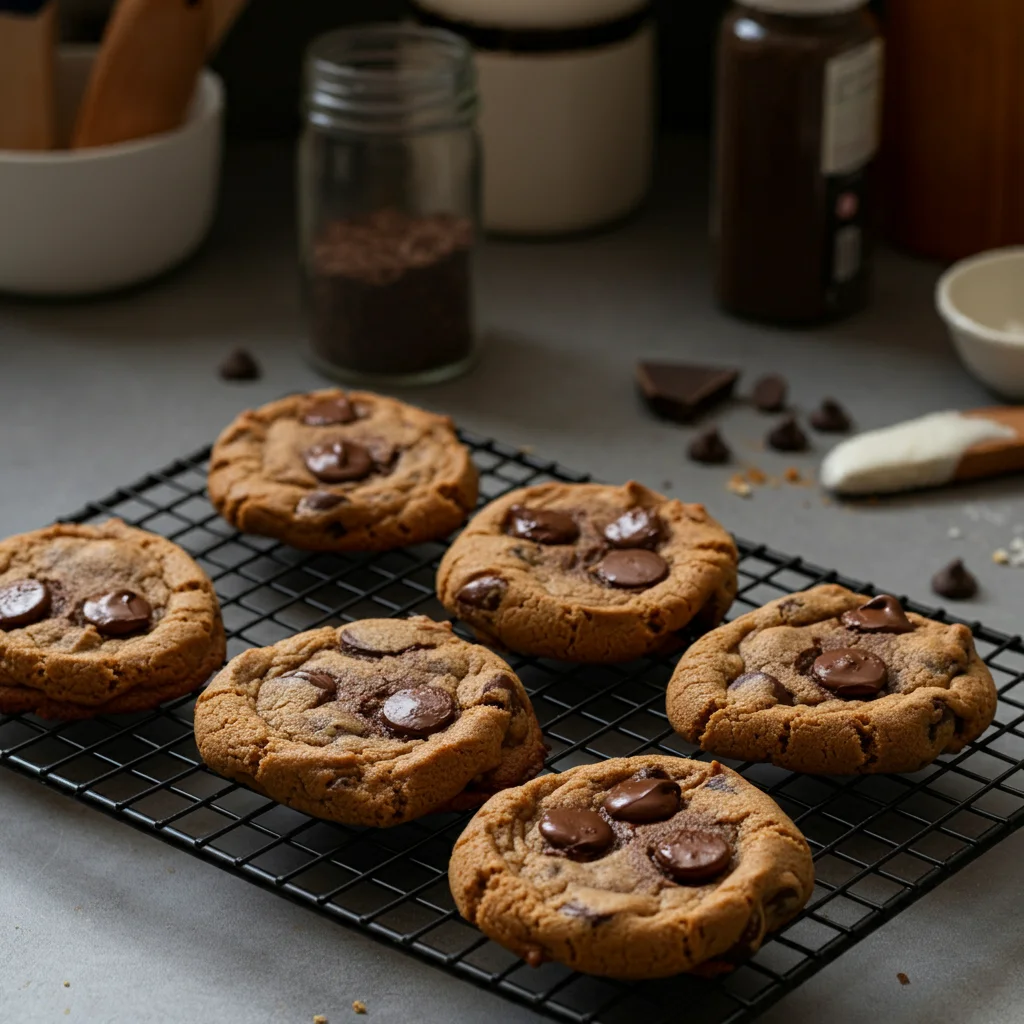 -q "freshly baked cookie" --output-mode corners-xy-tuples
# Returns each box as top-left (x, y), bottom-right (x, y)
(208, 389), (479, 552)
(449, 755), (813, 978)
(194, 617), (546, 827)
(666, 585), (998, 774)
(436, 482), (738, 663)
(0, 520), (225, 719)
